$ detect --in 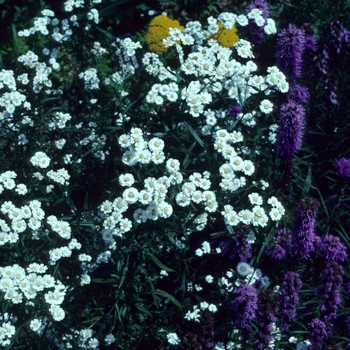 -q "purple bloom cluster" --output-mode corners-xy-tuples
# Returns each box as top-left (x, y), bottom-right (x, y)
(317, 261), (343, 322)
(334, 157), (350, 179)
(266, 228), (291, 260)
(229, 105), (243, 118)
(231, 284), (258, 332)
(287, 84), (310, 104)
(245, 0), (269, 46)
(308, 318), (329, 349)
(291, 197), (320, 259)
(320, 235), (347, 263)
(276, 101), (305, 161)
(279, 271), (302, 331)
(254, 288), (279, 349)
(277, 24), (305, 83)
